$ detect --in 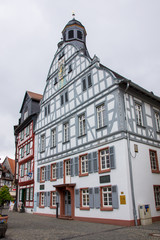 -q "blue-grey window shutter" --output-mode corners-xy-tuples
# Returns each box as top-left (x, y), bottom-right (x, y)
(93, 152), (98, 172)
(88, 153), (93, 173)
(48, 165), (51, 180)
(110, 146), (115, 169)
(37, 168), (40, 182)
(94, 187), (100, 208)
(56, 162), (60, 179)
(44, 192), (47, 207)
(56, 192), (60, 203)
(89, 188), (94, 208)
(75, 189), (80, 208)
(60, 161), (63, 178)
(70, 158), (74, 177)
(47, 192), (50, 207)
(74, 157), (79, 176)
(112, 185), (119, 209)
(37, 192), (39, 207)
(45, 166), (48, 181)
